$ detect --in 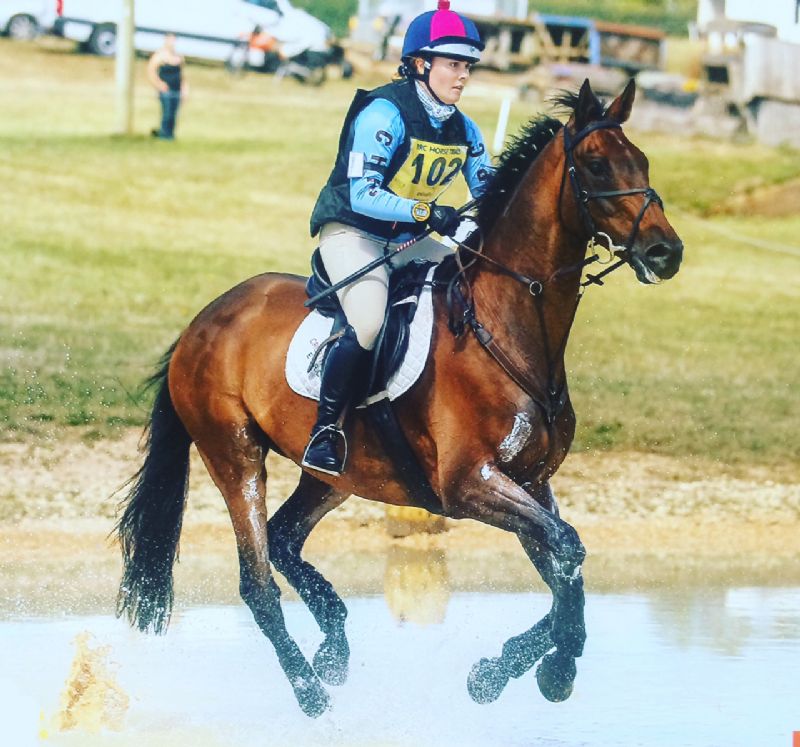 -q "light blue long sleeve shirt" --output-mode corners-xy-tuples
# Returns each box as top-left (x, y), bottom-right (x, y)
(348, 98), (494, 225)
